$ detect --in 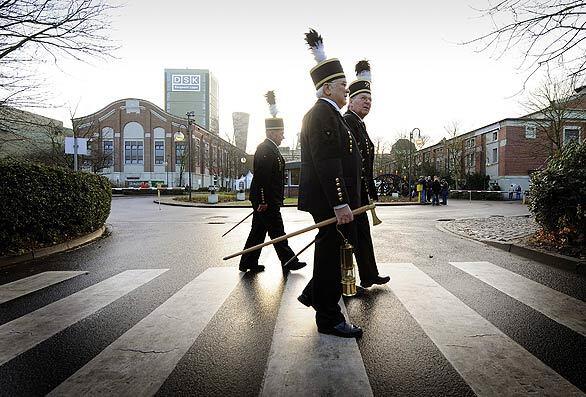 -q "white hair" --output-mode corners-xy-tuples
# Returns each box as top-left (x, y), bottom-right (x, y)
(315, 86), (325, 98)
